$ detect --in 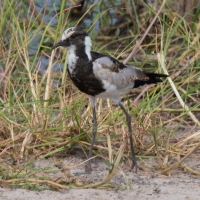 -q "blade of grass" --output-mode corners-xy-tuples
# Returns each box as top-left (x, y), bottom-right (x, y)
(158, 51), (200, 126)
